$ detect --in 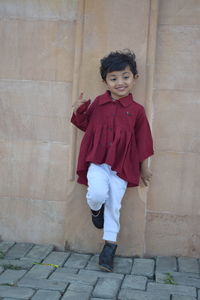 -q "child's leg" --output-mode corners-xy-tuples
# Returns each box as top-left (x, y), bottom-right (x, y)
(103, 166), (127, 242)
(86, 163), (109, 211)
